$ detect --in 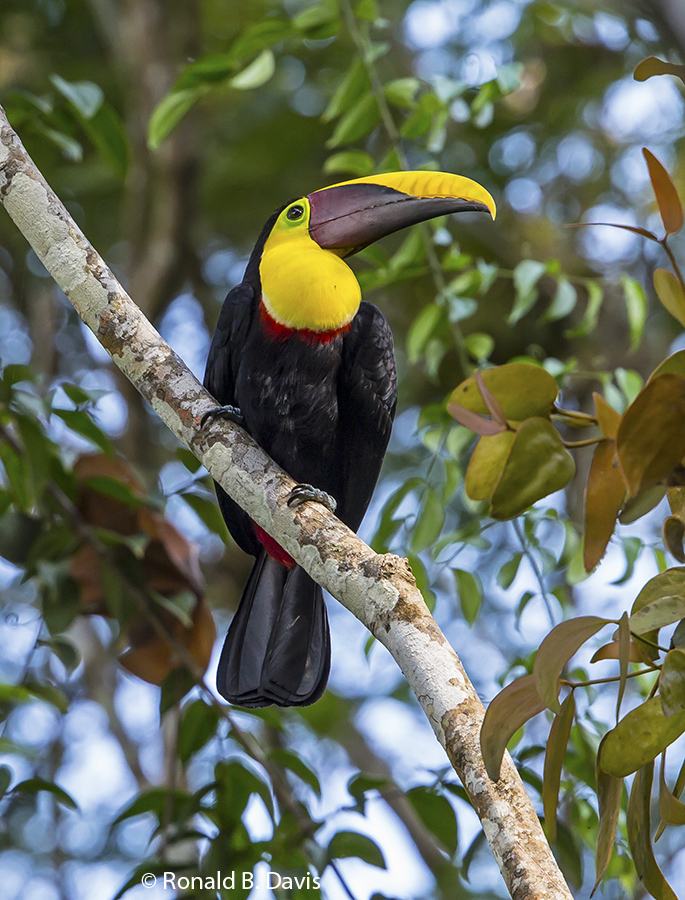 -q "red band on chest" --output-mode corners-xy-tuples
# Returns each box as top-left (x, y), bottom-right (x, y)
(254, 524), (296, 569)
(259, 302), (350, 344)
